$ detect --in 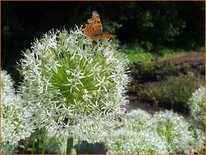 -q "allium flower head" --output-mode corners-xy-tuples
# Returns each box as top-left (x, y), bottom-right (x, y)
(190, 128), (205, 152)
(152, 110), (193, 153)
(187, 86), (205, 153)
(19, 27), (129, 138)
(188, 86), (205, 127)
(105, 128), (168, 154)
(1, 70), (34, 153)
(124, 109), (152, 132)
